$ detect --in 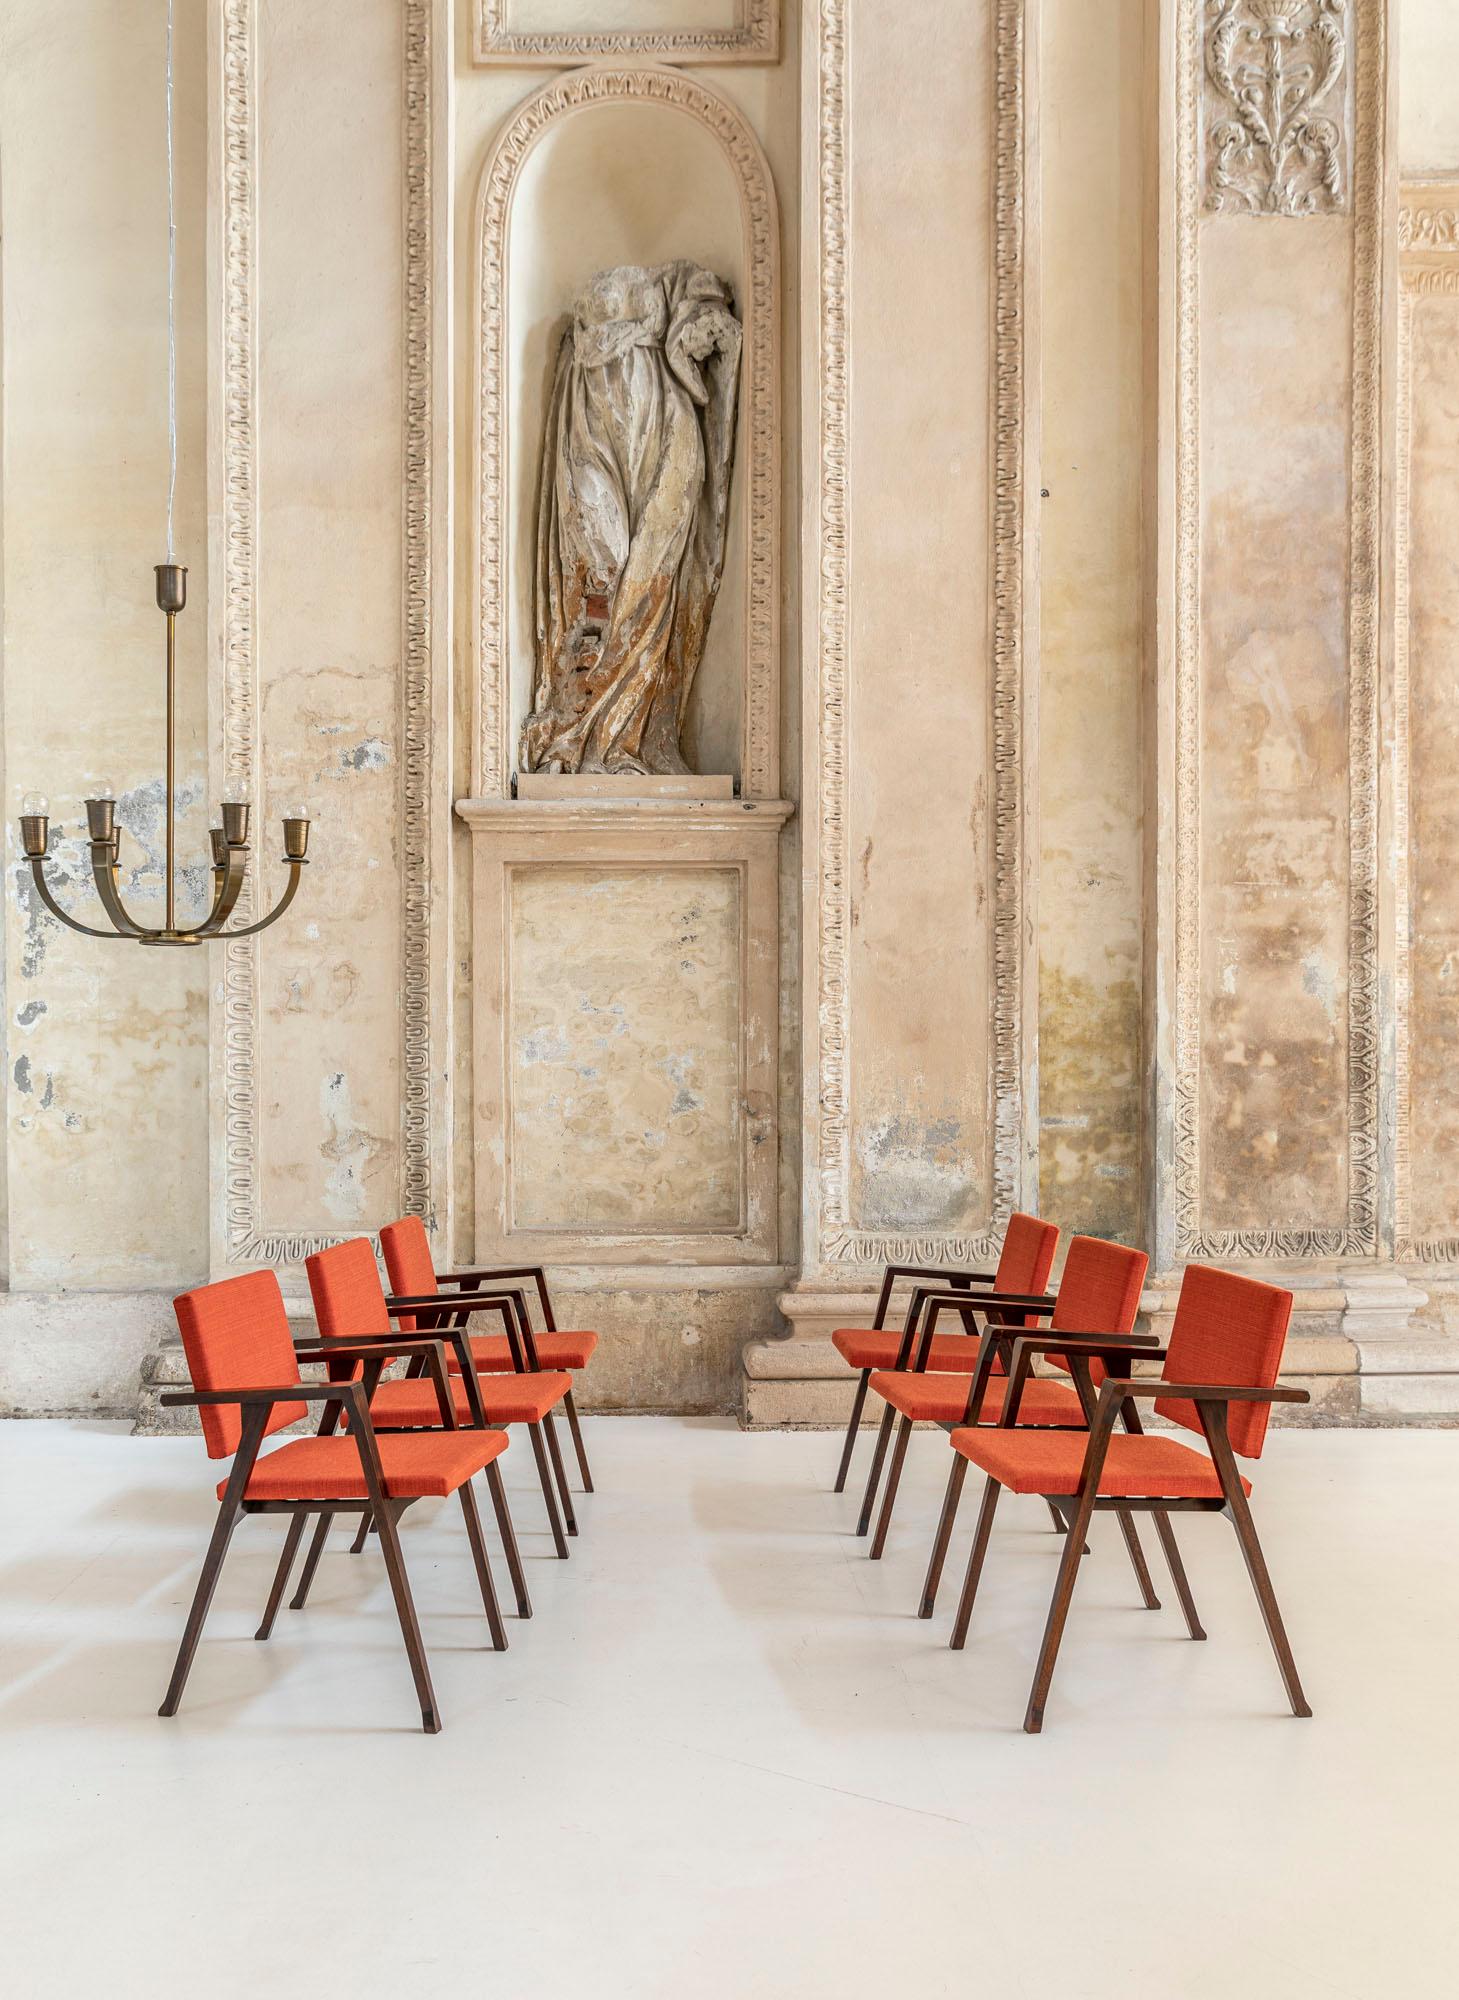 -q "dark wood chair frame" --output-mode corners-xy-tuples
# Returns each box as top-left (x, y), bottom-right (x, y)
(833, 1264), (1053, 1495)
(938, 1330), (1312, 1733)
(158, 1335), (520, 1734)
(376, 1283), (577, 1554)
(856, 1284), (1063, 1543)
(392, 1261), (594, 1494)
(867, 1291), (1166, 1606)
